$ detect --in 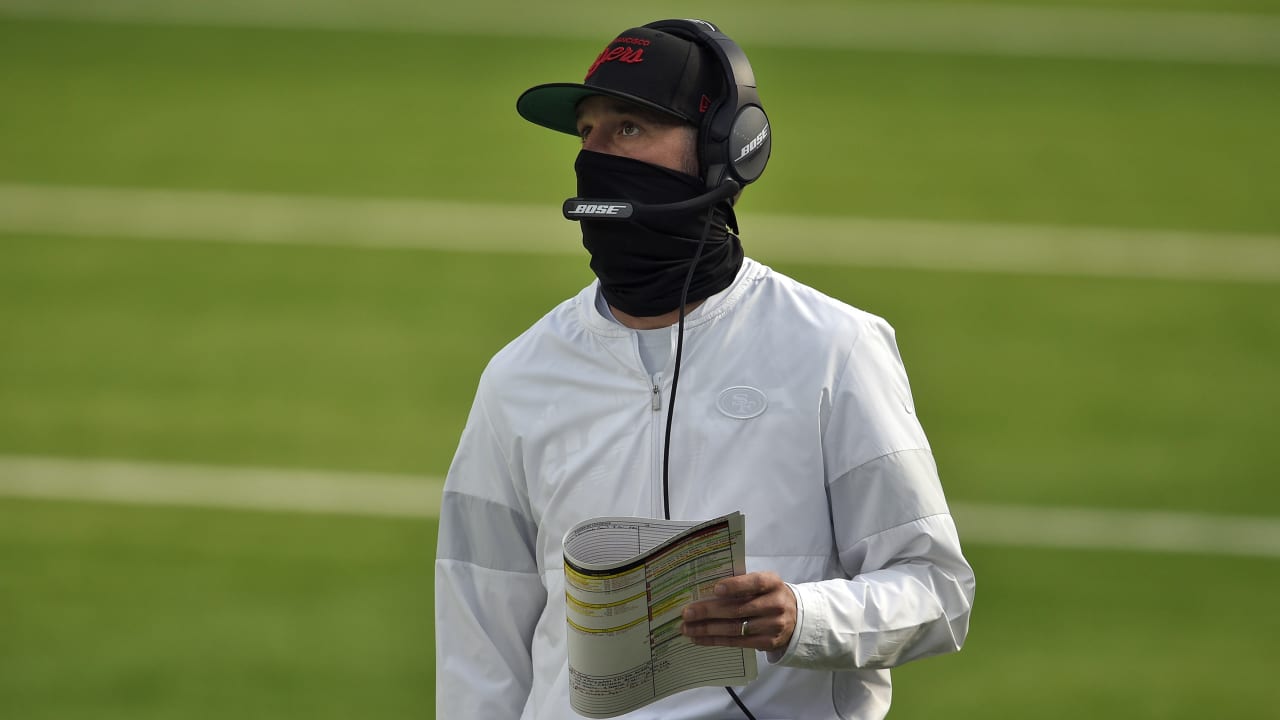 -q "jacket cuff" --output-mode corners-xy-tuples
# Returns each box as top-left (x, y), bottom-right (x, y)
(766, 582), (807, 664)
